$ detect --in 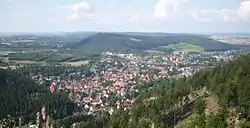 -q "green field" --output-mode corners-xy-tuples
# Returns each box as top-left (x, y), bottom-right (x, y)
(8, 52), (73, 62)
(160, 43), (205, 53)
(44, 53), (73, 62)
(9, 52), (53, 61)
